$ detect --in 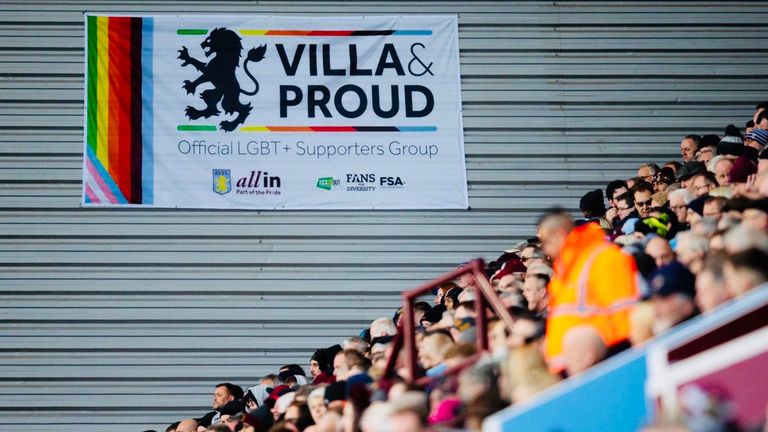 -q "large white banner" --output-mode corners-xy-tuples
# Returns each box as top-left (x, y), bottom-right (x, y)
(82, 14), (468, 209)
